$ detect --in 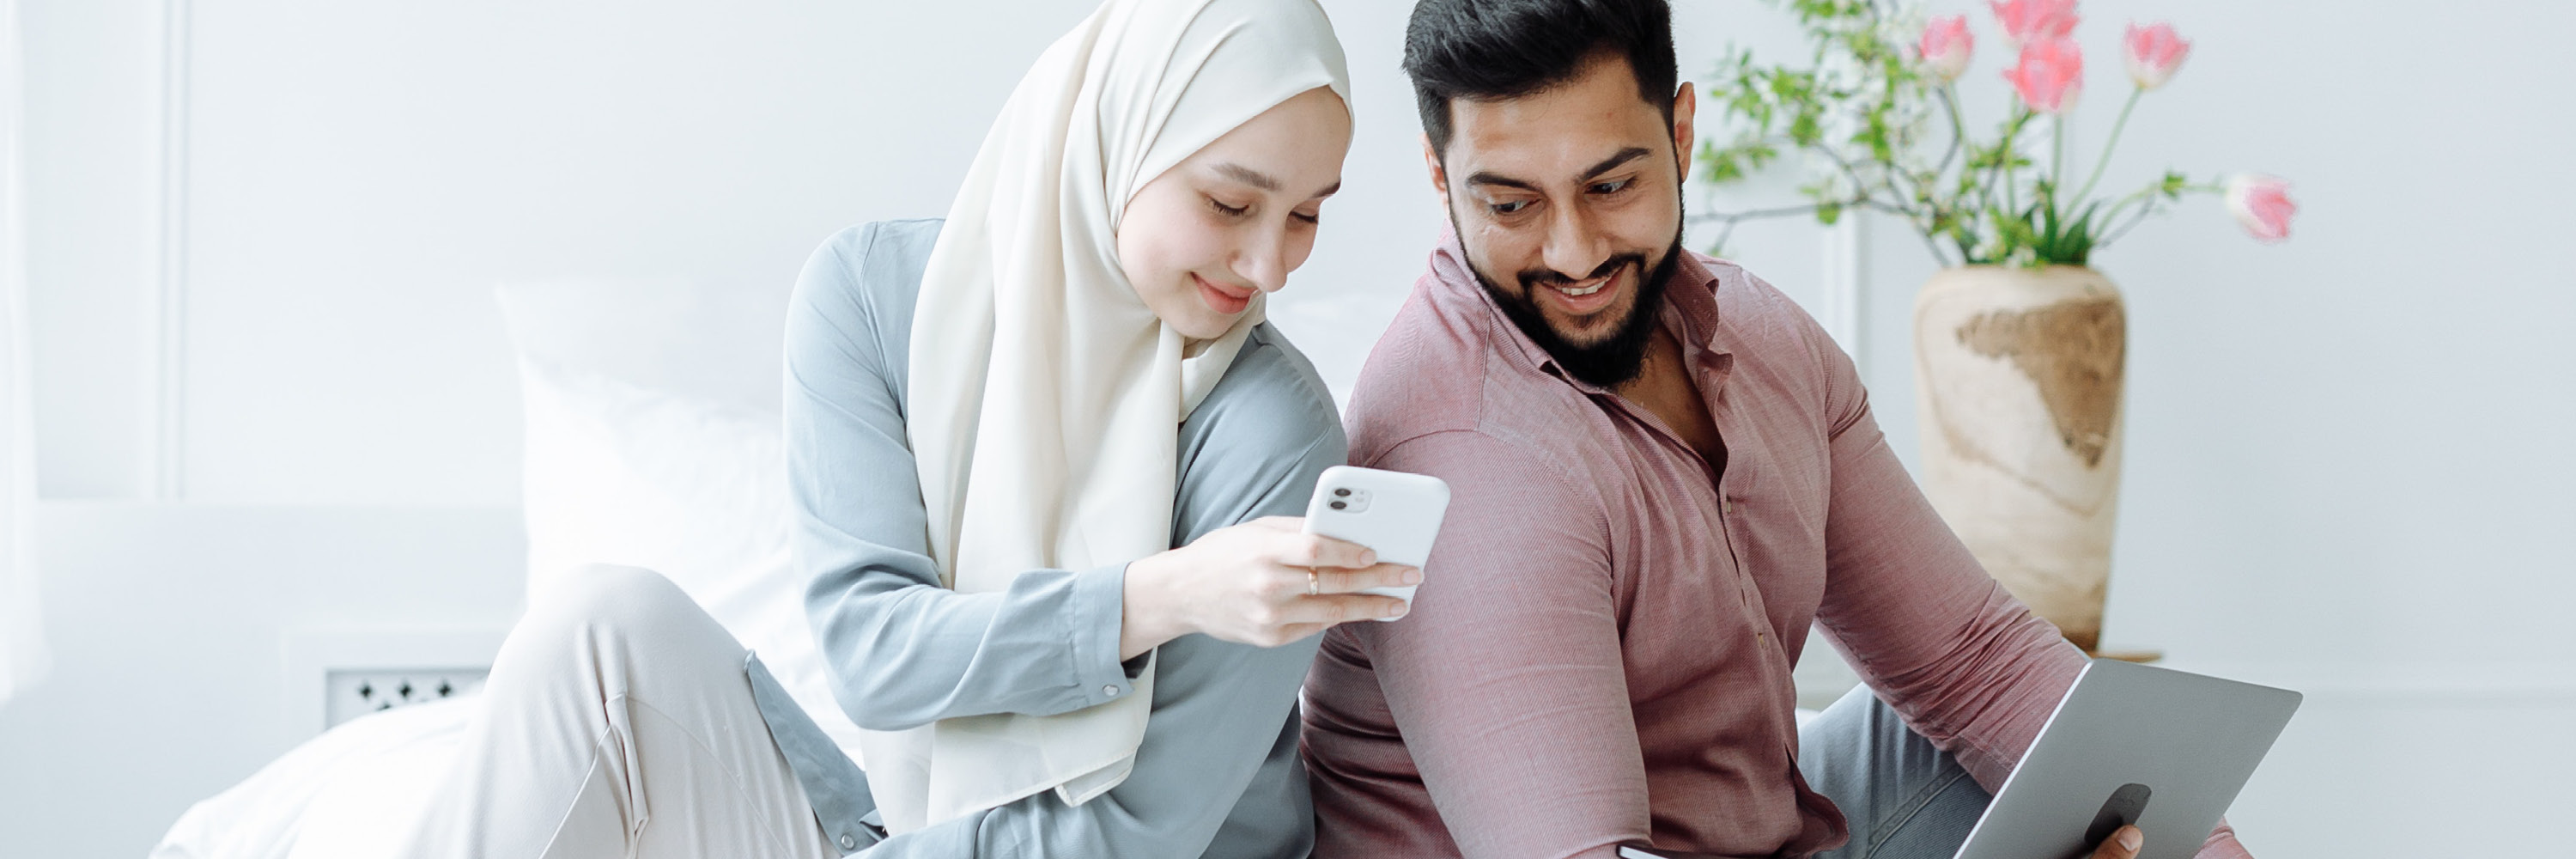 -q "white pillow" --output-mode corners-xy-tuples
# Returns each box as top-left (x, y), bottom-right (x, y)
(497, 277), (868, 763)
